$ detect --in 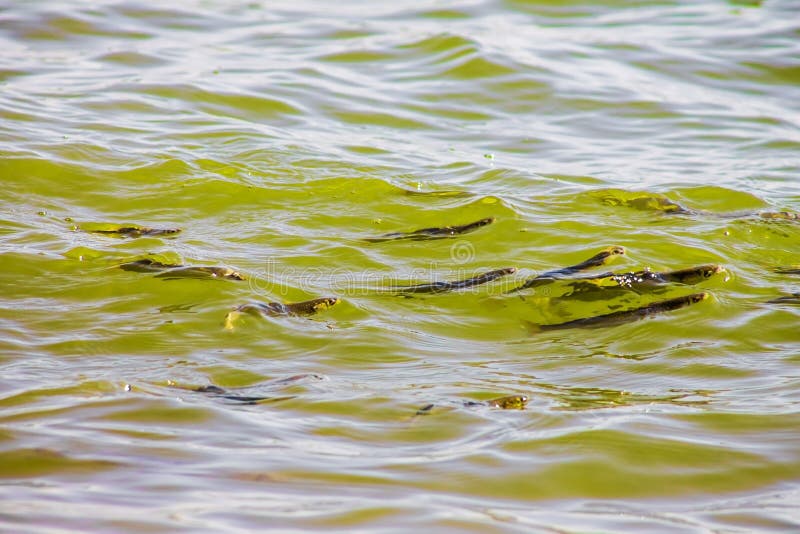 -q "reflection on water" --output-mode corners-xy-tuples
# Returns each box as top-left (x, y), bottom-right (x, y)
(2, 0), (800, 532)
